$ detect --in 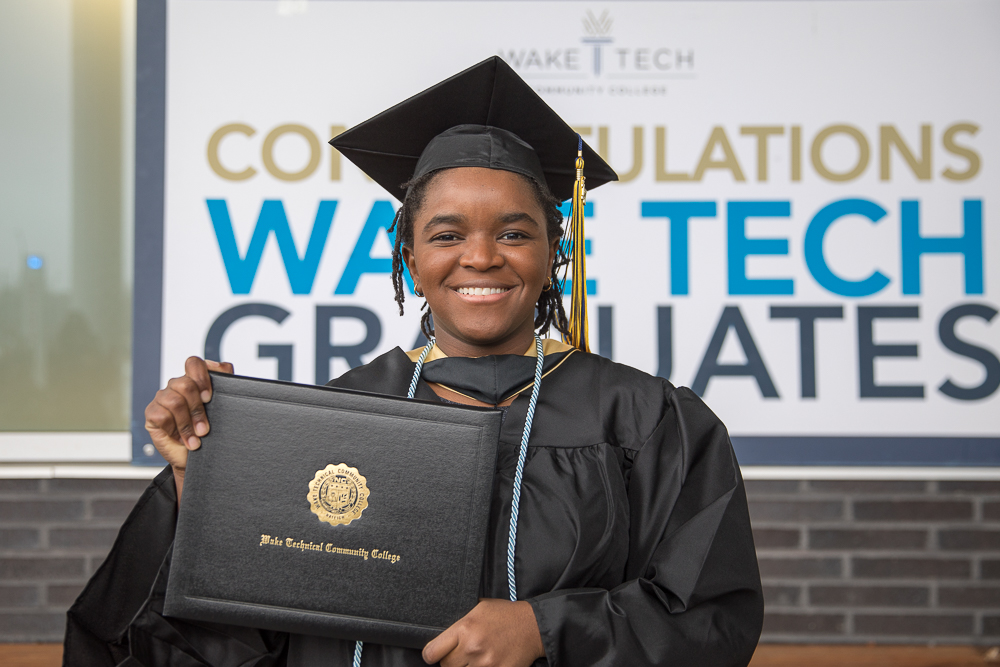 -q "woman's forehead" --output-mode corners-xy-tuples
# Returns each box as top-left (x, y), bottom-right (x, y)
(430, 166), (534, 190)
(417, 168), (545, 221)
